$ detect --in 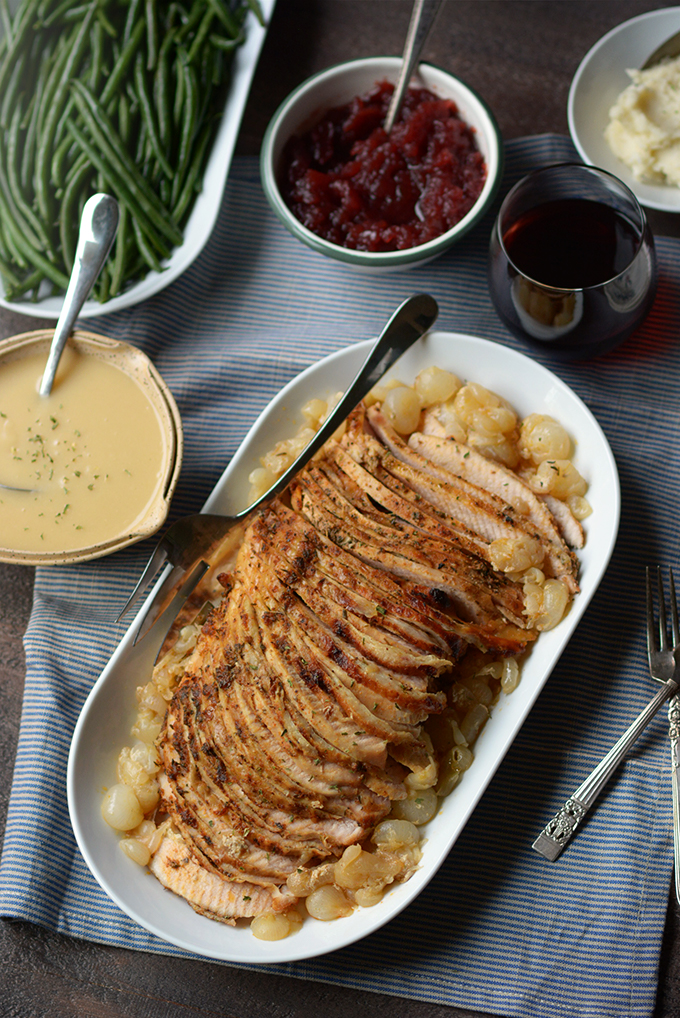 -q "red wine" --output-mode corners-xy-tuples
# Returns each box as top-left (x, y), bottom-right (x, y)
(489, 165), (658, 359)
(502, 199), (640, 290)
